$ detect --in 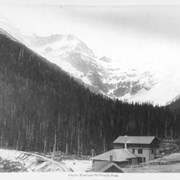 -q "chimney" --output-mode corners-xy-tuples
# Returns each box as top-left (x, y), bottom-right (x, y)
(110, 155), (113, 162)
(91, 149), (94, 157)
(124, 135), (127, 149)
